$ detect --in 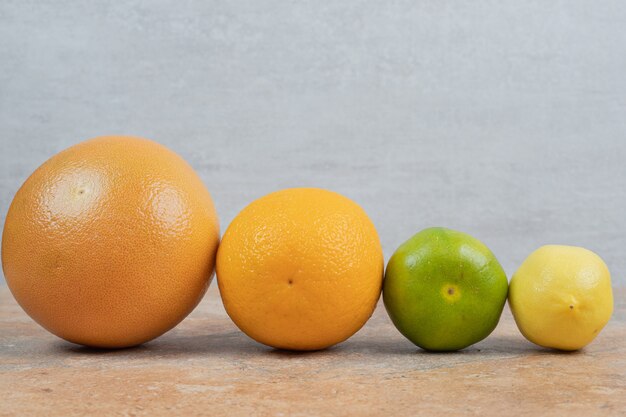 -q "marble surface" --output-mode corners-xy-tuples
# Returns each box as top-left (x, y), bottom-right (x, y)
(1, 285), (625, 416)
(1, 1), (626, 284)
